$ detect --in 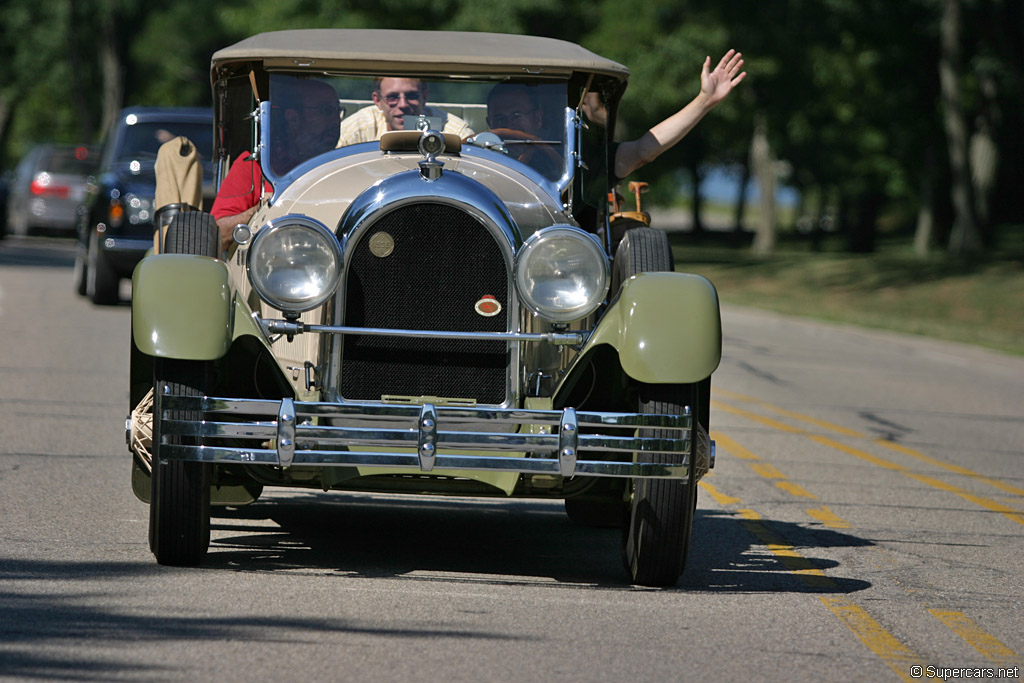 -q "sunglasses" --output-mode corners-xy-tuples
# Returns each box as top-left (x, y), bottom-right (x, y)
(380, 90), (422, 105)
